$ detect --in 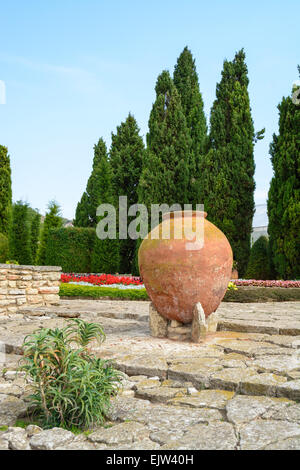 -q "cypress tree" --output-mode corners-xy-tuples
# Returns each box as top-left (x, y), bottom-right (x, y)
(74, 192), (89, 227)
(134, 71), (192, 275)
(173, 47), (207, 207)
(9, 201), (32, 265)
(110, 113), (145, 273)
(91, 151), (119, 273)
(0, 145), (12, 236)
(200, 49), (258, 276)
(31, 212), (41, 264)
(245, 236), (270, 280)
(267, 76), (300, 279)
(74, 139), (109, 228)
(37, 201), (63, 265)
(138, 70), (191, 210)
